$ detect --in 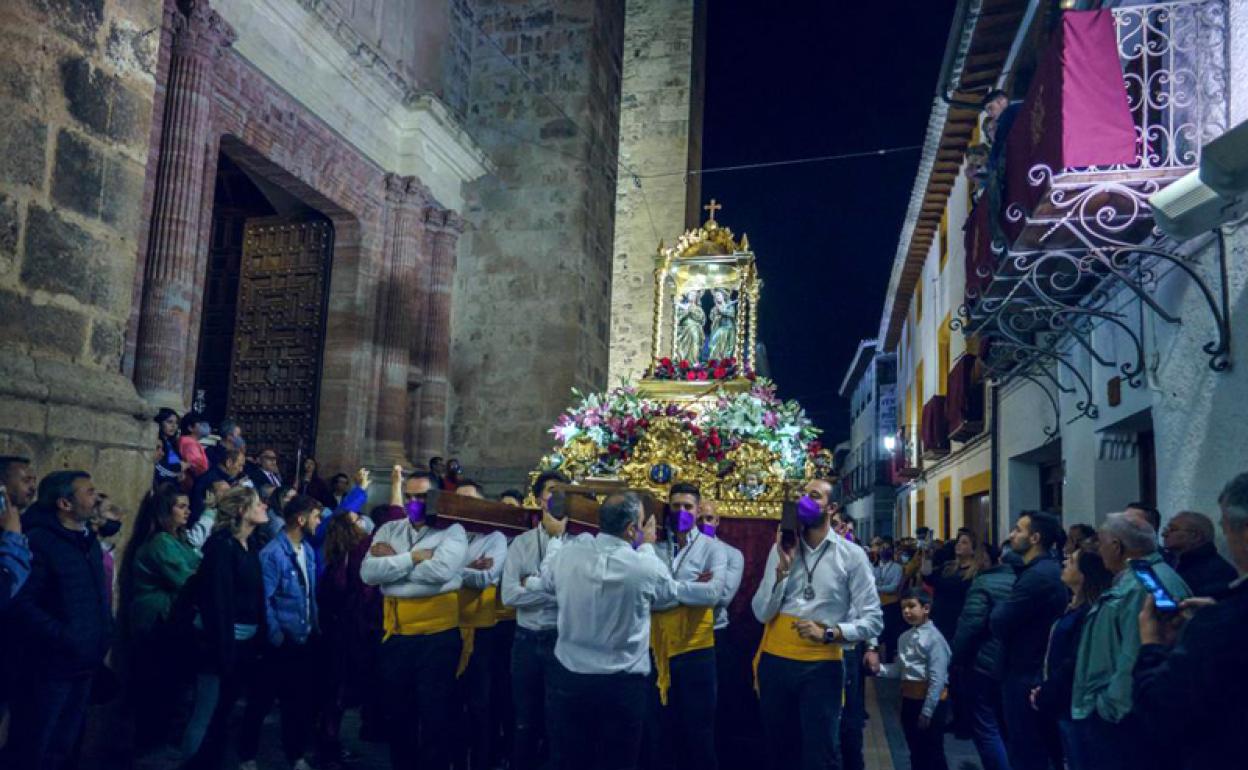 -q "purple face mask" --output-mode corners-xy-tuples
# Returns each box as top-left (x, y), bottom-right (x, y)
(405, 498), (426, 525)
(671, 508), (695, 534)
(698, 521), (717, 538)
(796, 495), (823, 527)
